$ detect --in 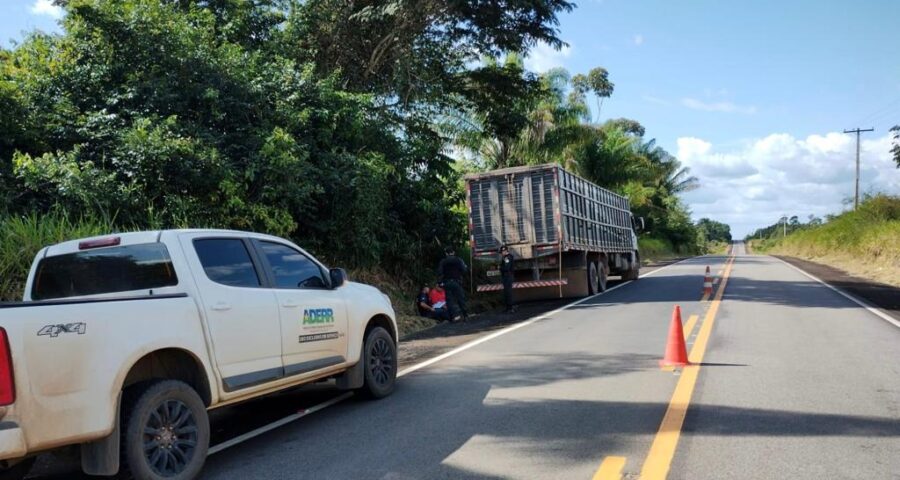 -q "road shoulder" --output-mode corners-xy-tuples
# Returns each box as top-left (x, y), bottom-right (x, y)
(774, 255), (900, 323)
